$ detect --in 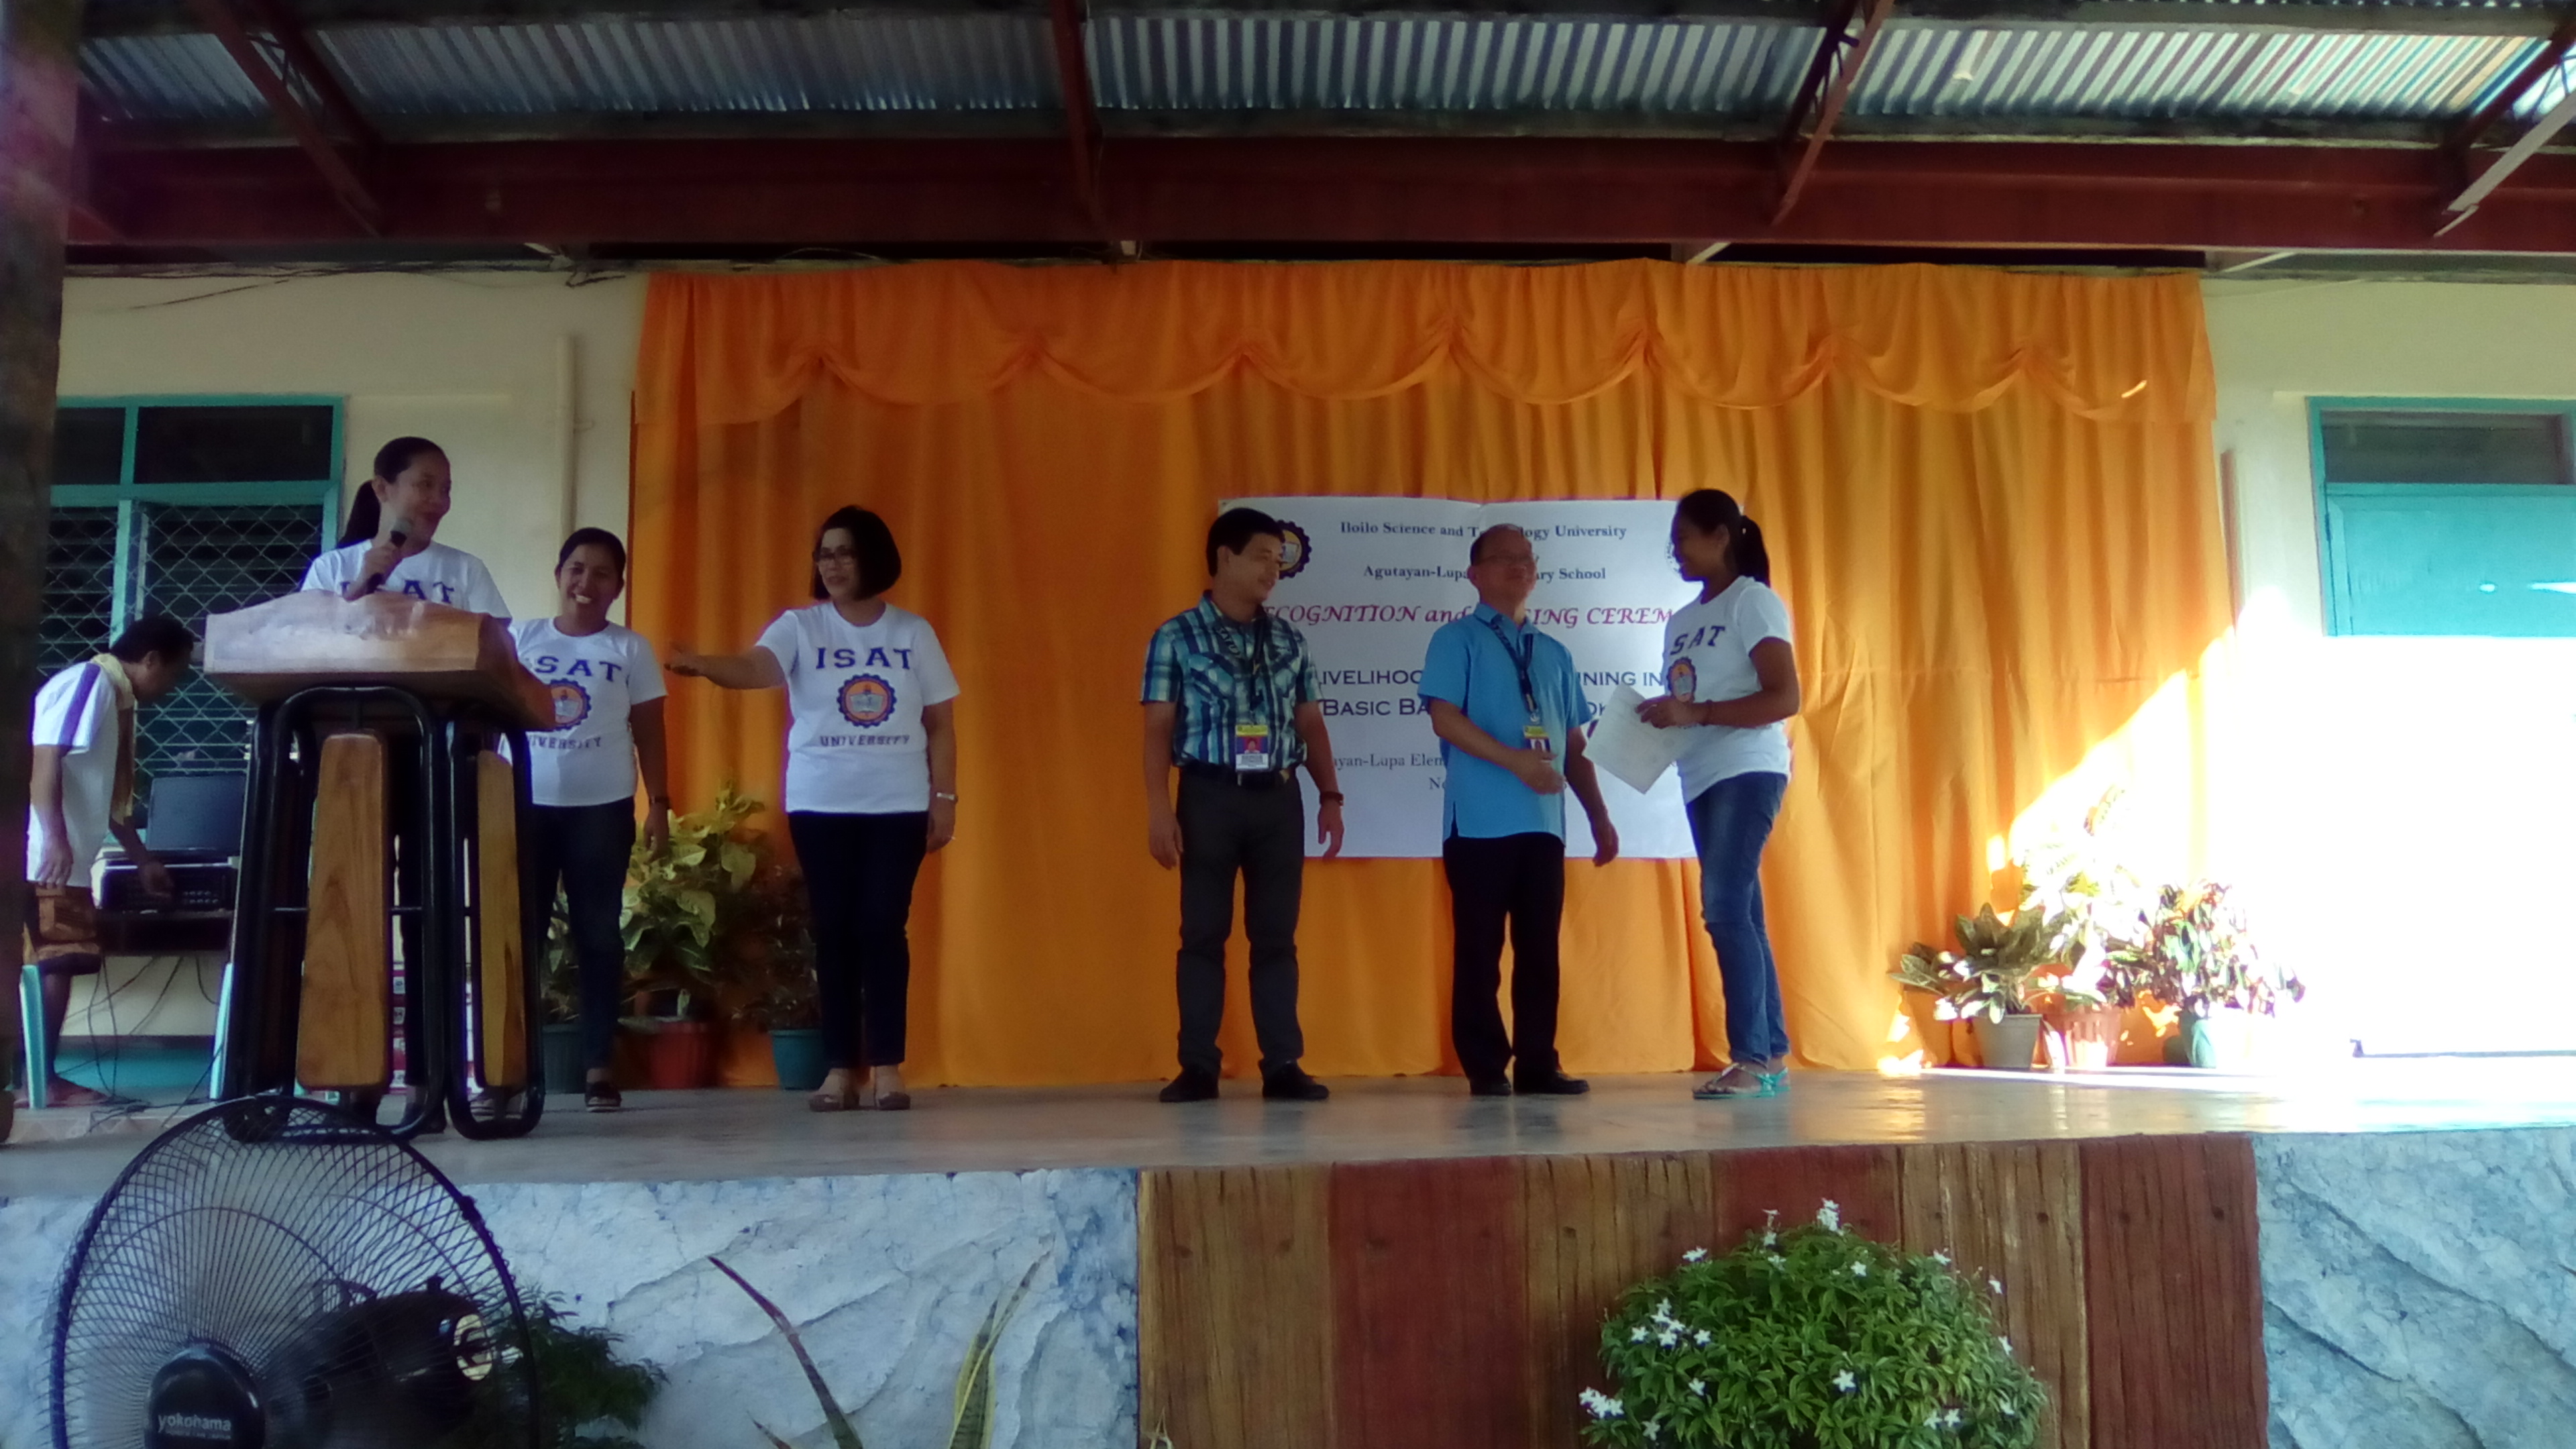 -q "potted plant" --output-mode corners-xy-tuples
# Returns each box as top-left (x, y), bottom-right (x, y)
(725, 865), (823, 1092)
(2014, 787), (2143, 1070)
(620, 786), (764, 1089)
(1892, 898), (2073, 1073)
(1582, 1200), (2045, 1446)
(538, 902), (587, 1095)
(2102, 881), (2302, 1071)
